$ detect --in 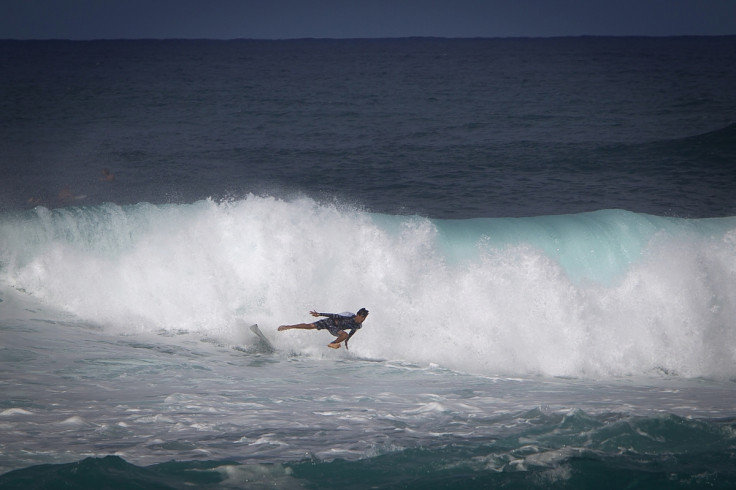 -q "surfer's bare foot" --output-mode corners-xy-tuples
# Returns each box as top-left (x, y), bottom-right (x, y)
(278, 326), (289, 331)
(328, 342), (341, 349)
